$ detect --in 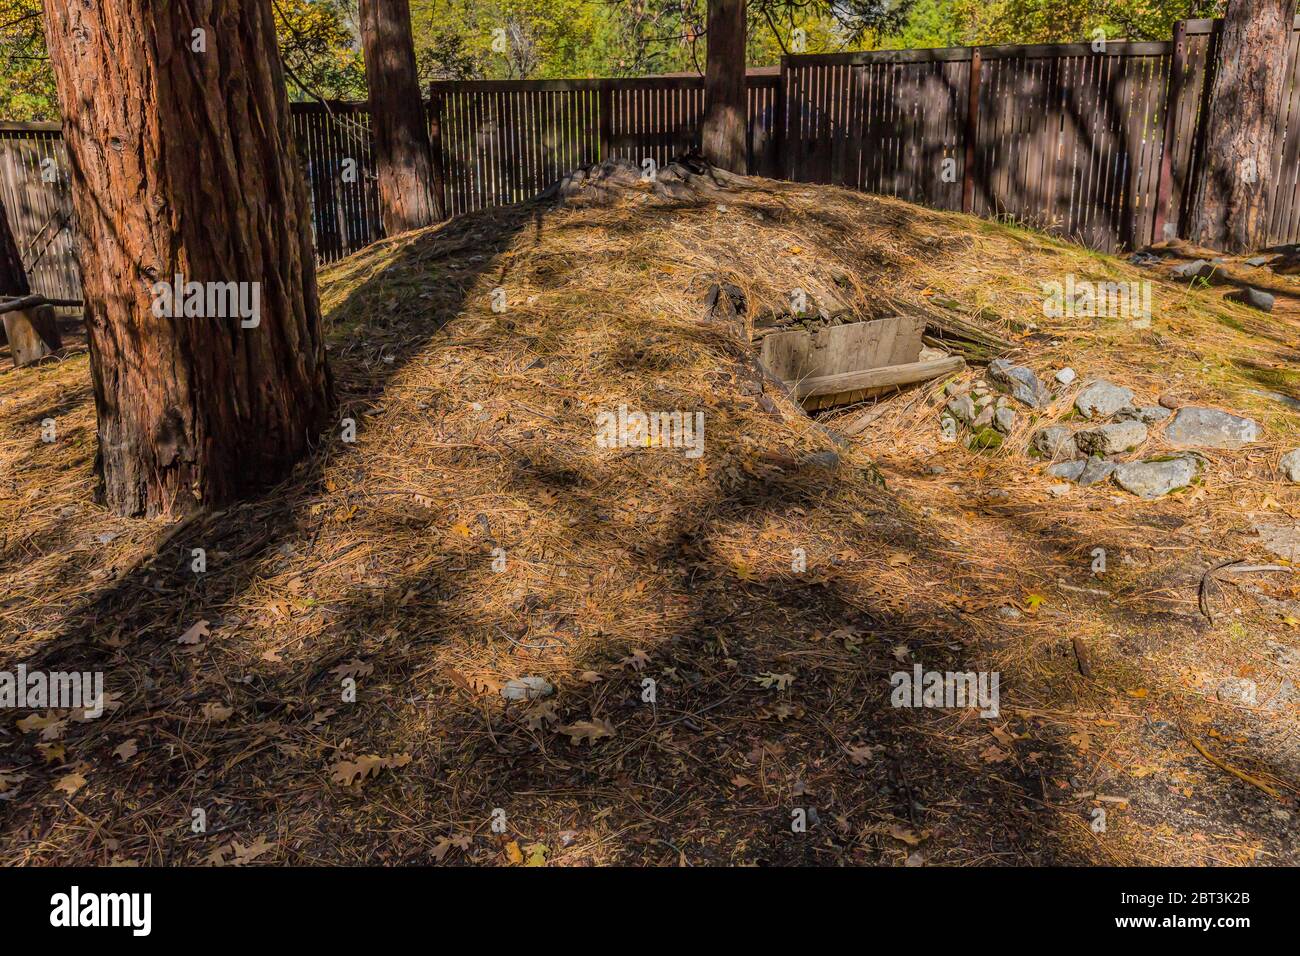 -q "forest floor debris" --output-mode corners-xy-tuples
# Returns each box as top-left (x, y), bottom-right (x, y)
(1, 171), (1297, 865)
